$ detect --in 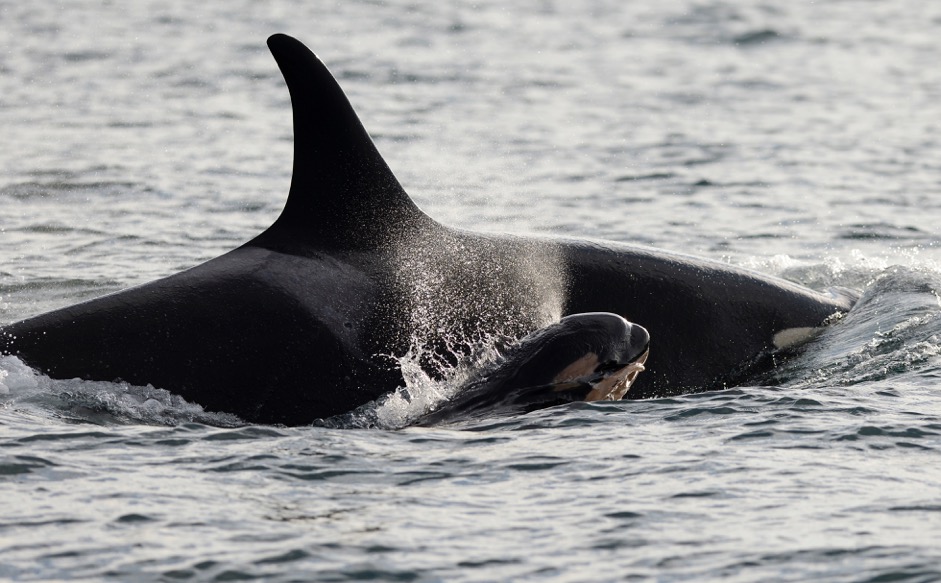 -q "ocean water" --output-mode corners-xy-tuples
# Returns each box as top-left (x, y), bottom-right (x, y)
(2, 1), (941, 581)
